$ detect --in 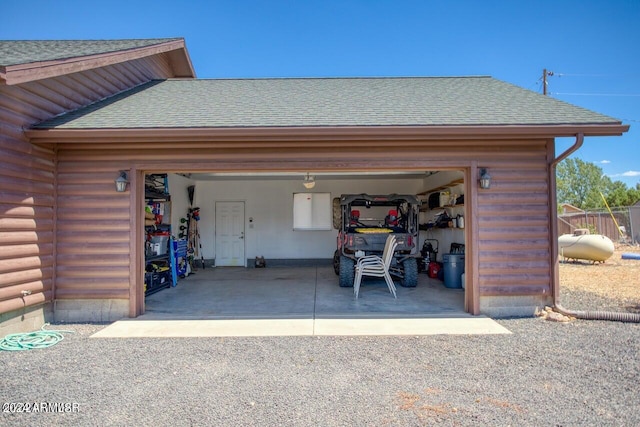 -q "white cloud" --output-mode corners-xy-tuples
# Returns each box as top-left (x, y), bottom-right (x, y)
(599, 160), (611, 164)
(608, 171), (640, 178)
